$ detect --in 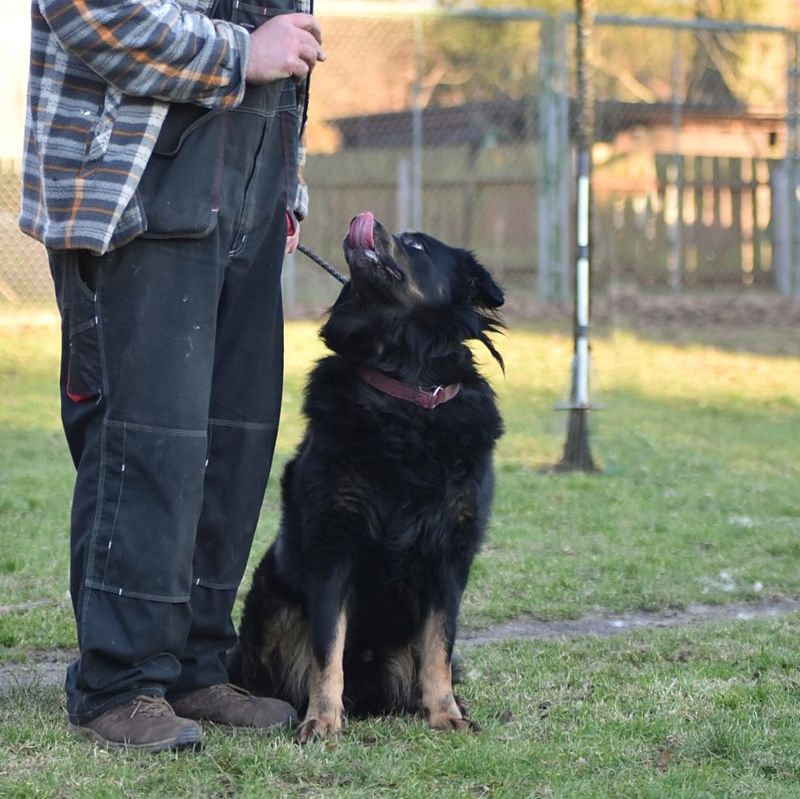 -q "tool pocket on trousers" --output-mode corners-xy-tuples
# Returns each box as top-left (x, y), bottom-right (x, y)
(65, 262), (103, 403)
(88, 421), (208, 602)
(138, 104), (228, 239)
